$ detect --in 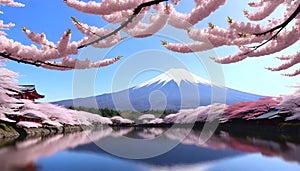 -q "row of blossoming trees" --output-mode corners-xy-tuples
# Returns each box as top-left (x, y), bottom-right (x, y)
(0, 0), (300, 127)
